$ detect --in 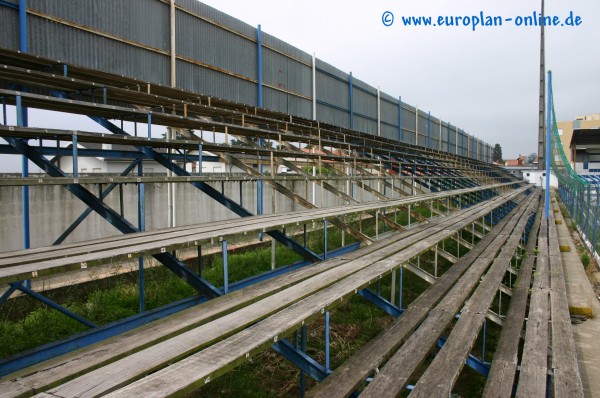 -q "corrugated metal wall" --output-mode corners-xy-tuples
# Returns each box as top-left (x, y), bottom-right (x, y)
(0, 0), (492, 162)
